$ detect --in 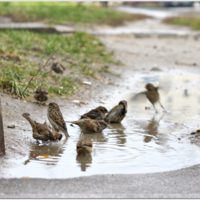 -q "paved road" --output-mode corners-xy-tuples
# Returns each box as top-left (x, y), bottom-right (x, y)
(0, 164), (200, 198)
(117, 6), (199, 19)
